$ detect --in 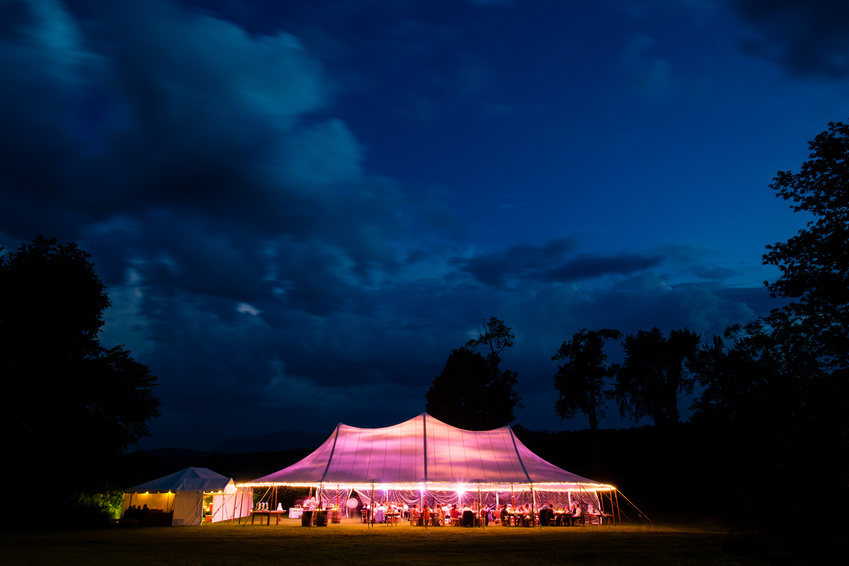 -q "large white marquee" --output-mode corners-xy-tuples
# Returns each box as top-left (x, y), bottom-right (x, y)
(242, 413), (615, 493)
